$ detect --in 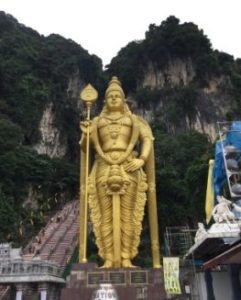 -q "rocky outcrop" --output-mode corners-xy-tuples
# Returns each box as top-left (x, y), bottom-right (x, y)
(141, 58), (195, 88)
(22, 185), (40, 210)
(134, 59), (236, 141)
(33, 103), (67, 158)
(67, 71), (85, 110)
